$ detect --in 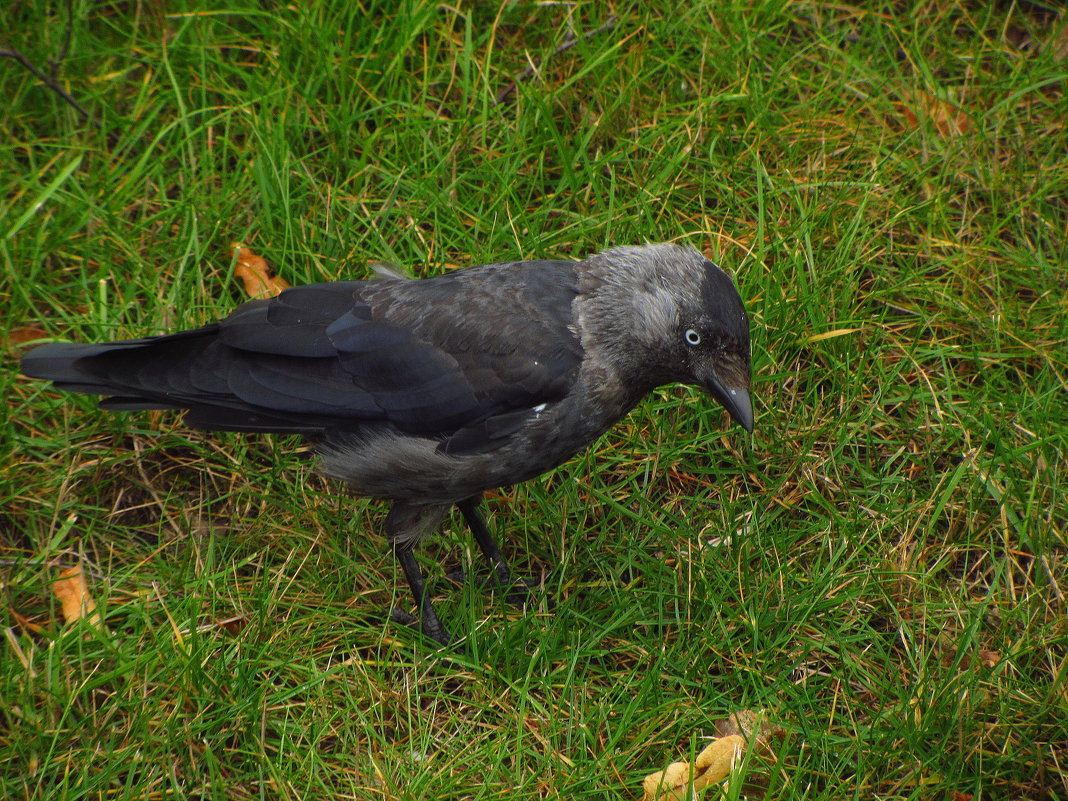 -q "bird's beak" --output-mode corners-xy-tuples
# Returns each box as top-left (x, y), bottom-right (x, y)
(703, 374), (754, 433)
